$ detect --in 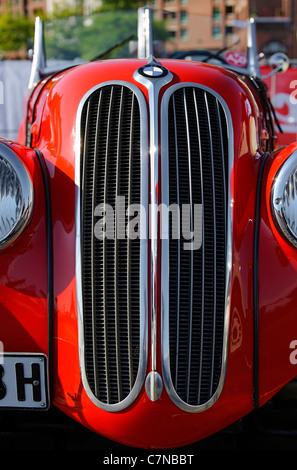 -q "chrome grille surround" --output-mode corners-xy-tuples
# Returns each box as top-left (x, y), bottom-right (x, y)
(160, 83), (233, 412)
(75, 81), (148, 412)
